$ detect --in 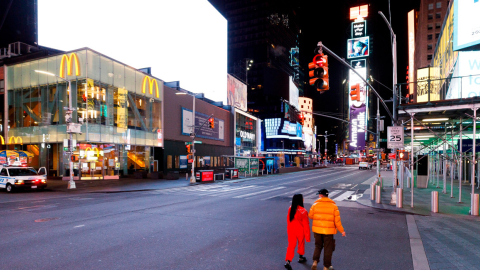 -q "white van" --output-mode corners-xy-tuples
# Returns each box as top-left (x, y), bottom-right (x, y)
(359, 162), (372, 170)
(0, 166), (47, 193)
